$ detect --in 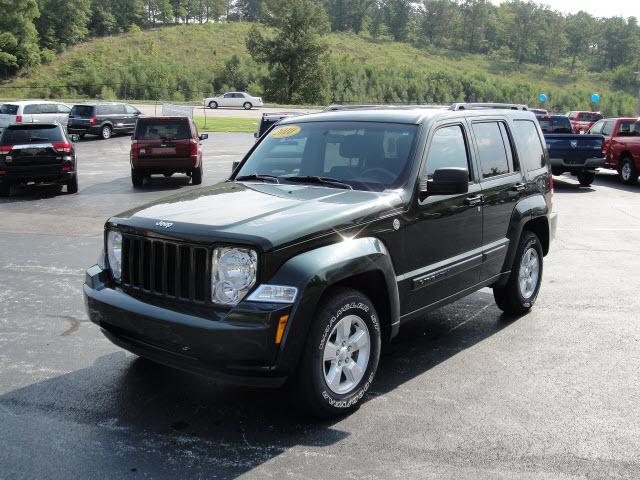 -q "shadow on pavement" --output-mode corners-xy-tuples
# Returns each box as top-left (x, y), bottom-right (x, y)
(0, 291), (515, 477)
